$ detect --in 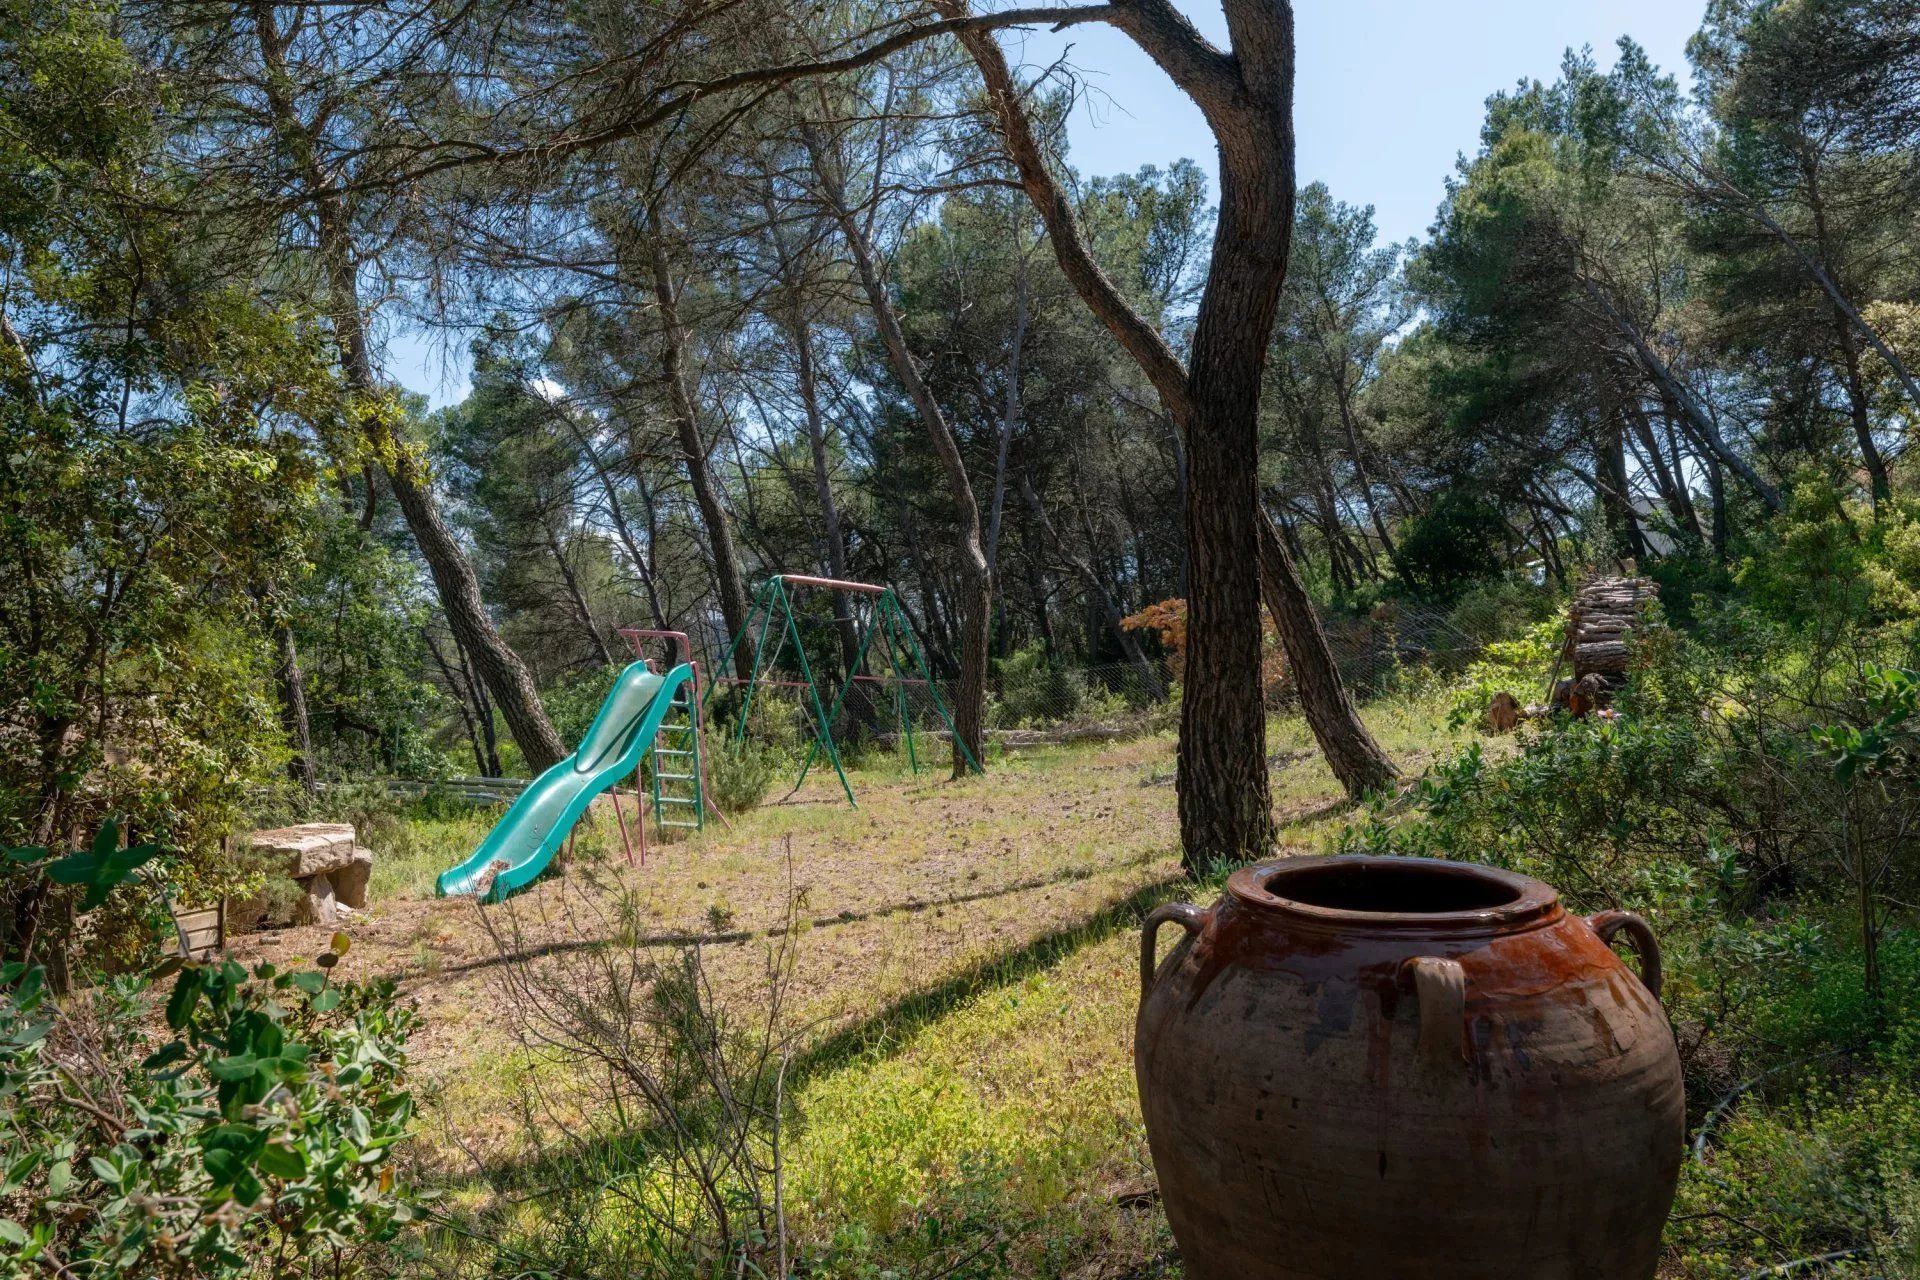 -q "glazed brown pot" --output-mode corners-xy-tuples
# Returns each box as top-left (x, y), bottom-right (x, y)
(1136, 856), (1683, 1280)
